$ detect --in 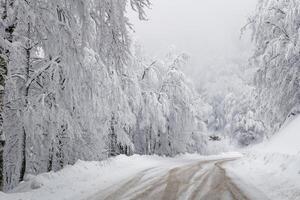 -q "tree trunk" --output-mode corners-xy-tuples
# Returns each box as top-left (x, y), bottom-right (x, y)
(0, 0), (11, 190)
(0, 56), (6, 191)
(19, 22), (31, 182)
(109, 113), (118, 157)
(47, 144), (54, 172)
(0, 139), (4, 191)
